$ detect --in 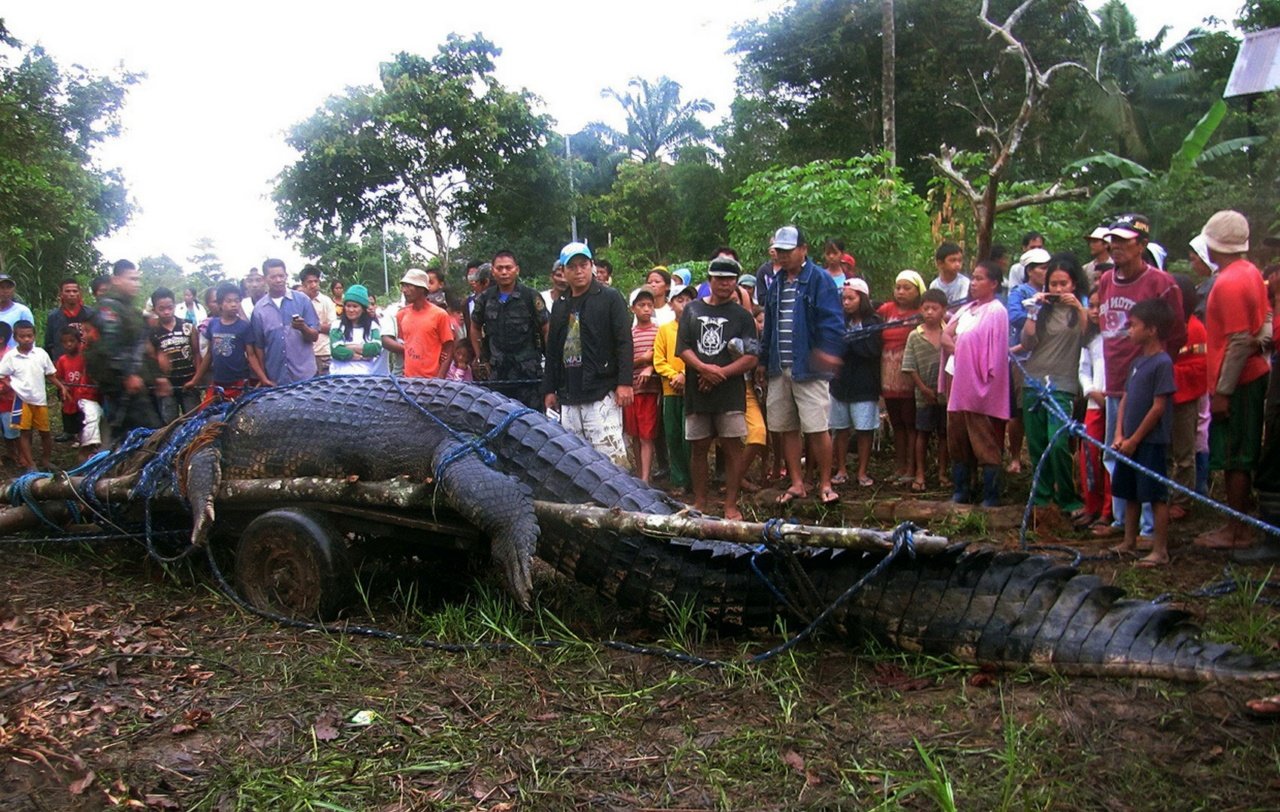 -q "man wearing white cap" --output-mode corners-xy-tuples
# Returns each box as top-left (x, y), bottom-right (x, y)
(542, 242), (634, 470)
(390, 268), (454, 379)
(1195, 211), (1270, 554)
(759, 225), (845, 506)
(1082, 225), (1112, 287)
